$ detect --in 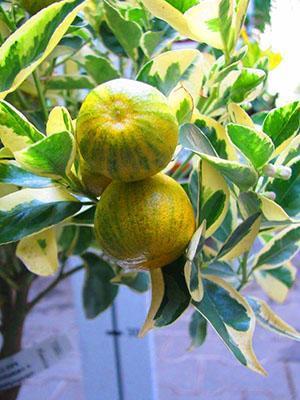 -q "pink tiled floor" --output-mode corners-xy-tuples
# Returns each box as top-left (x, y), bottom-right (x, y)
(17, 267), (300, 400)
